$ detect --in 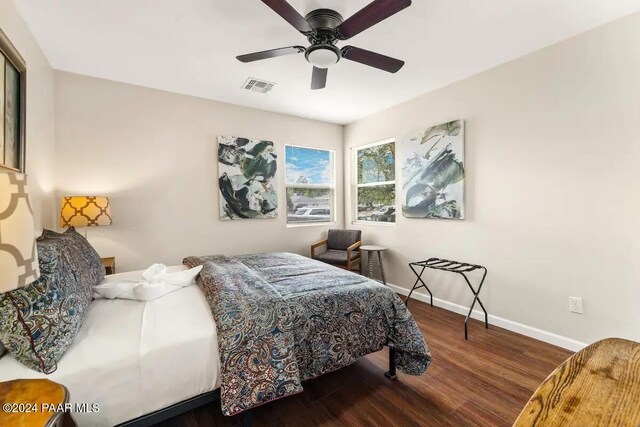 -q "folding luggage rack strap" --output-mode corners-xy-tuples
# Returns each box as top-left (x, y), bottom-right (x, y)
(406, 258), (489, 340)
